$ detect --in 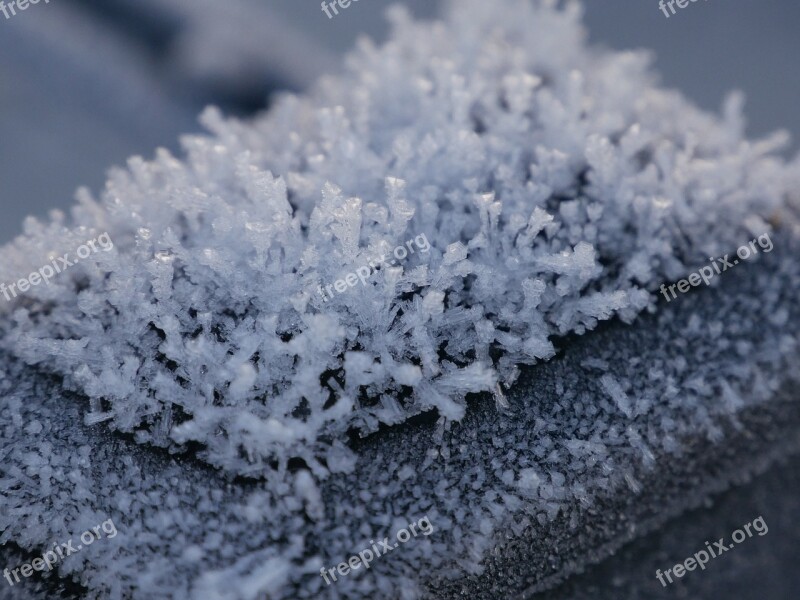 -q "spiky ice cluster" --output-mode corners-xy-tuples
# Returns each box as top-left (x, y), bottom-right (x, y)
(0, 0), (794, 476)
